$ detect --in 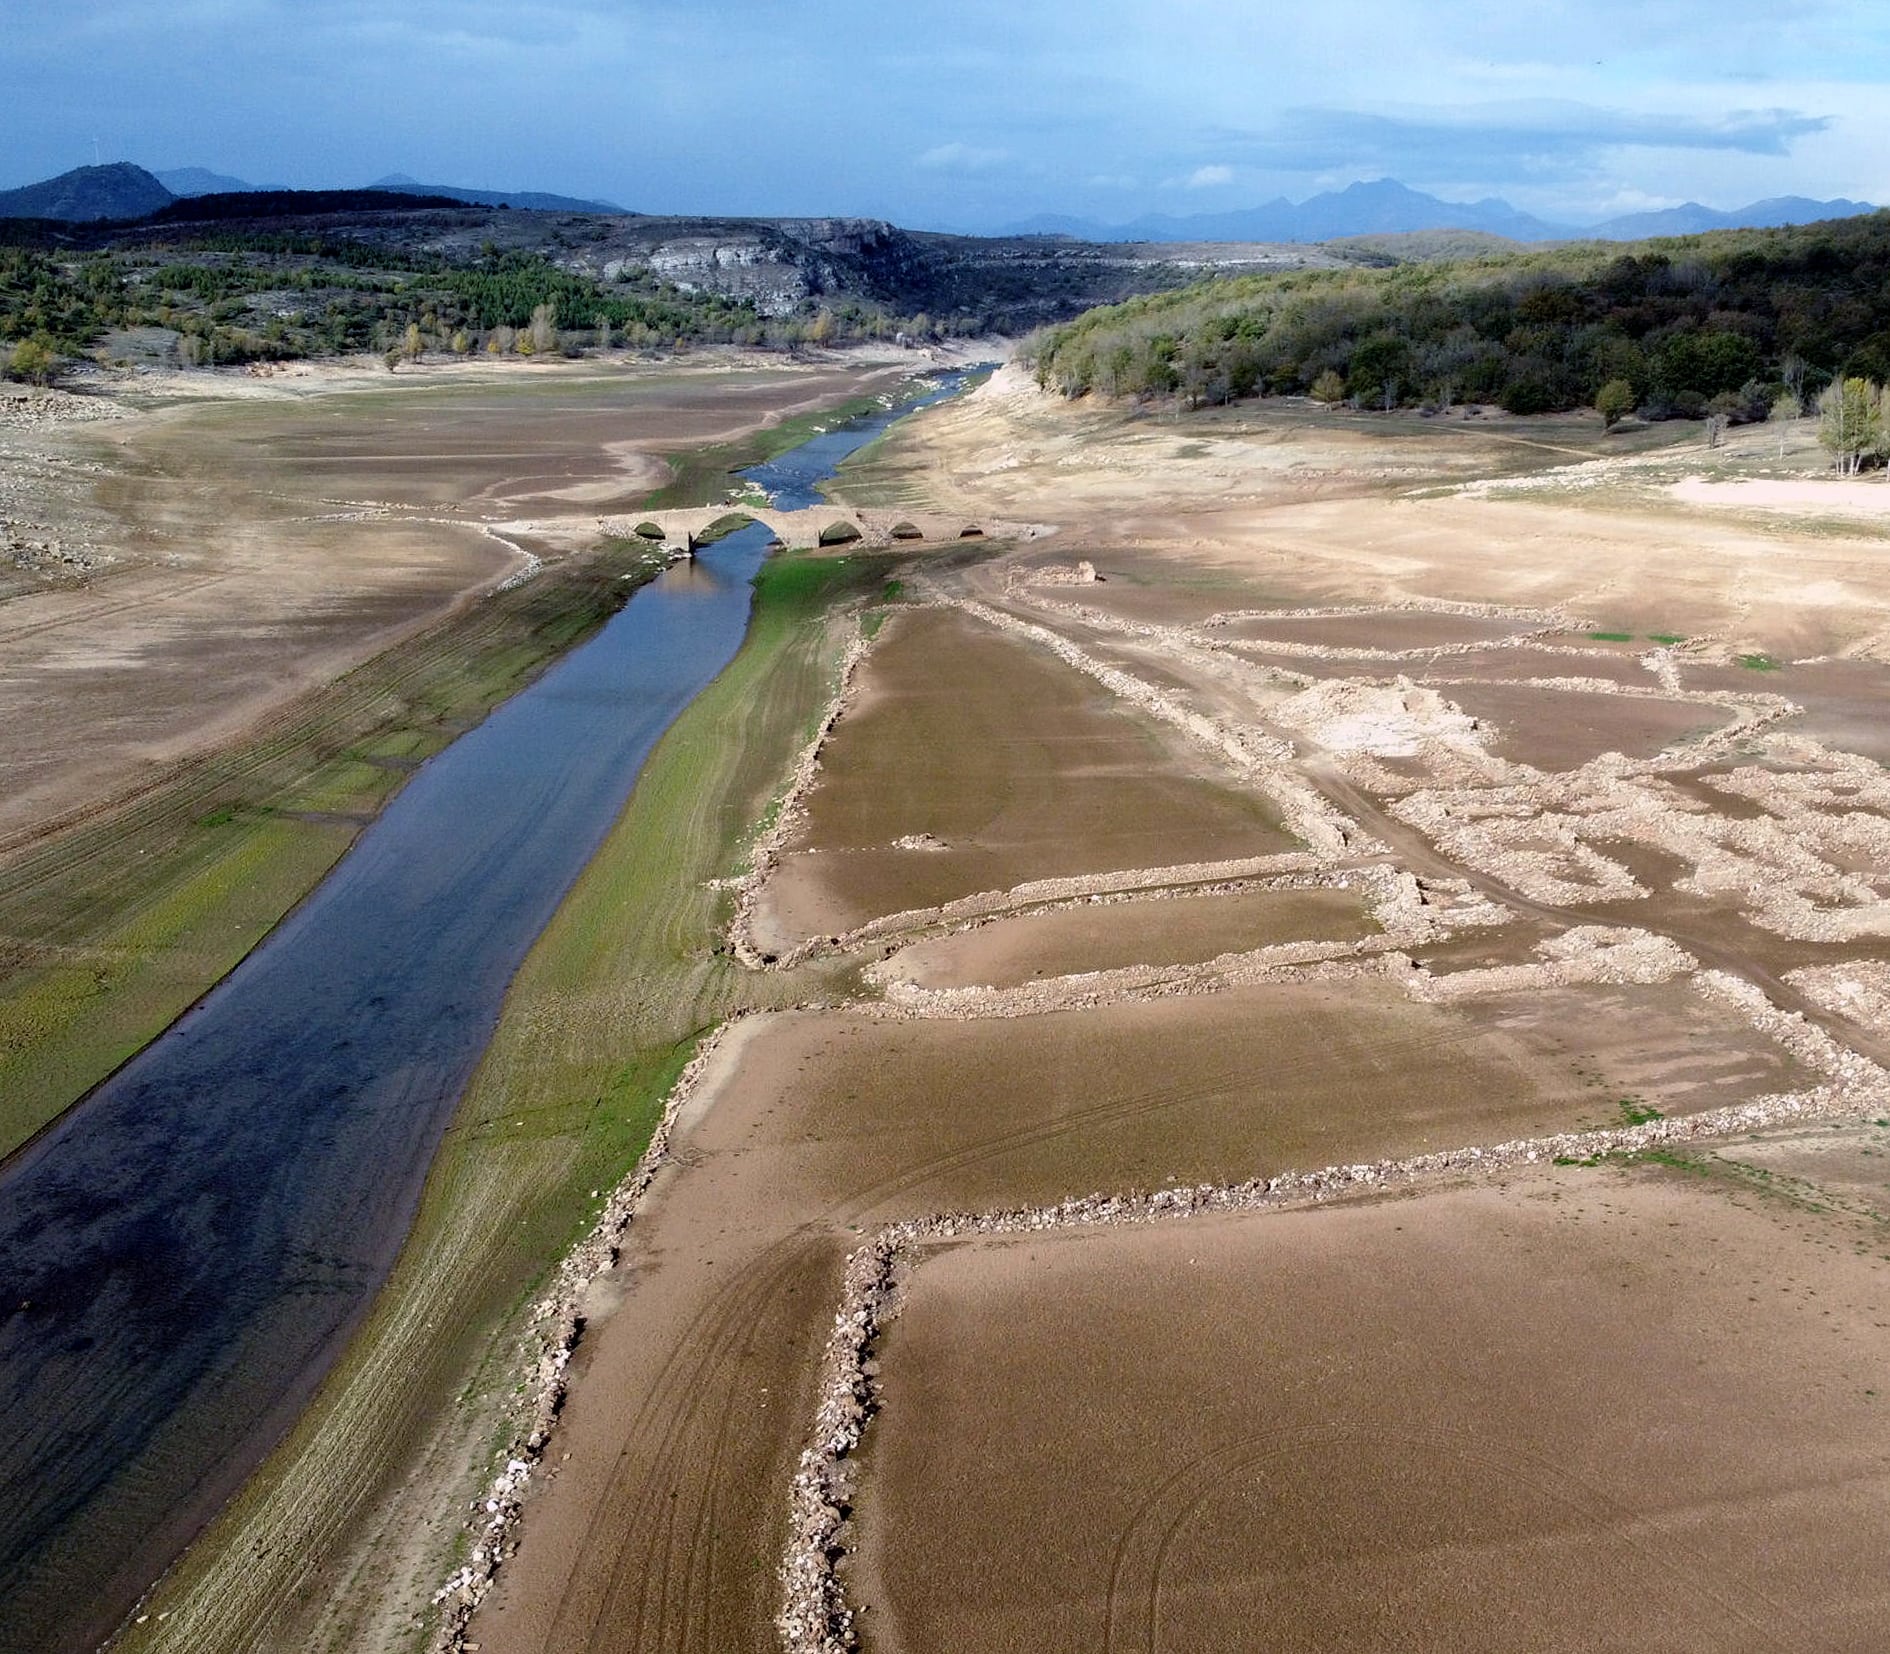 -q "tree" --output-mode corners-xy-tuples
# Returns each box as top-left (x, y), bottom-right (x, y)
(527, 302), (558, 355)
(1347, 331), (1411, 409)
(403, 322), (423, 365)
(450, 329), (471, 355)
(1818, 377), (1883, 476)
(1780, 351), (1808, 404)
(1595, 378), (1635, 428)
(1769, 390), (1800, 458)
(1706, 389), (1746, 448)
(5, 335), (57, 385)
(1309, 368), (1345, 405)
